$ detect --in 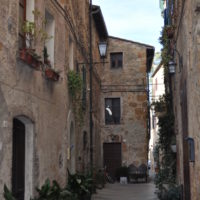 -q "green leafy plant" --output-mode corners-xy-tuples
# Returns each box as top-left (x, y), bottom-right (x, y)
(68, 70), (82, 98)
(153, 143), (160, 163)
(3, 185), (16, 200)
(4, 180), (73, 200)
(68, 70), (84, 125)
(22, 10), (53, 58)
(67, 170), (94, 200)
(22, 20), (36, 49)
(154, 94), (176, 199)
(31, 179), (72, 200)
(151, 95), (166, 113)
